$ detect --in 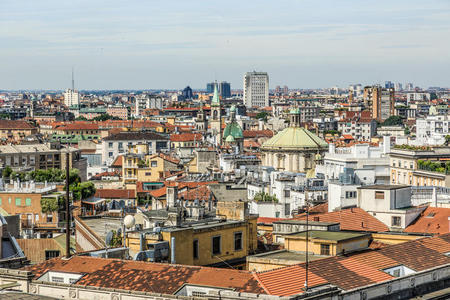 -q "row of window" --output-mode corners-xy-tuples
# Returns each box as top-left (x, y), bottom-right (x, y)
(193, 232), (243, 259)
(392, 160), (414, 169)
(0, 197), (32, 206)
